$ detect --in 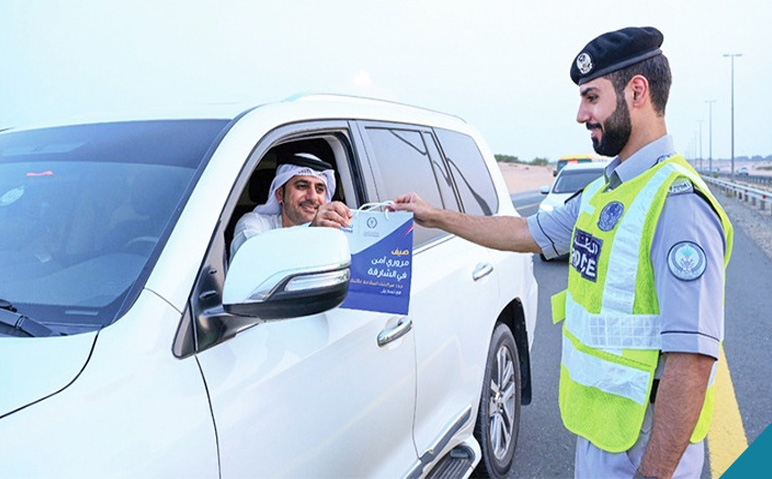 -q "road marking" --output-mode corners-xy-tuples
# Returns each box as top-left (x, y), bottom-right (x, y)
(708, 345), (748, 478)
(516, 201), (542, 211)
